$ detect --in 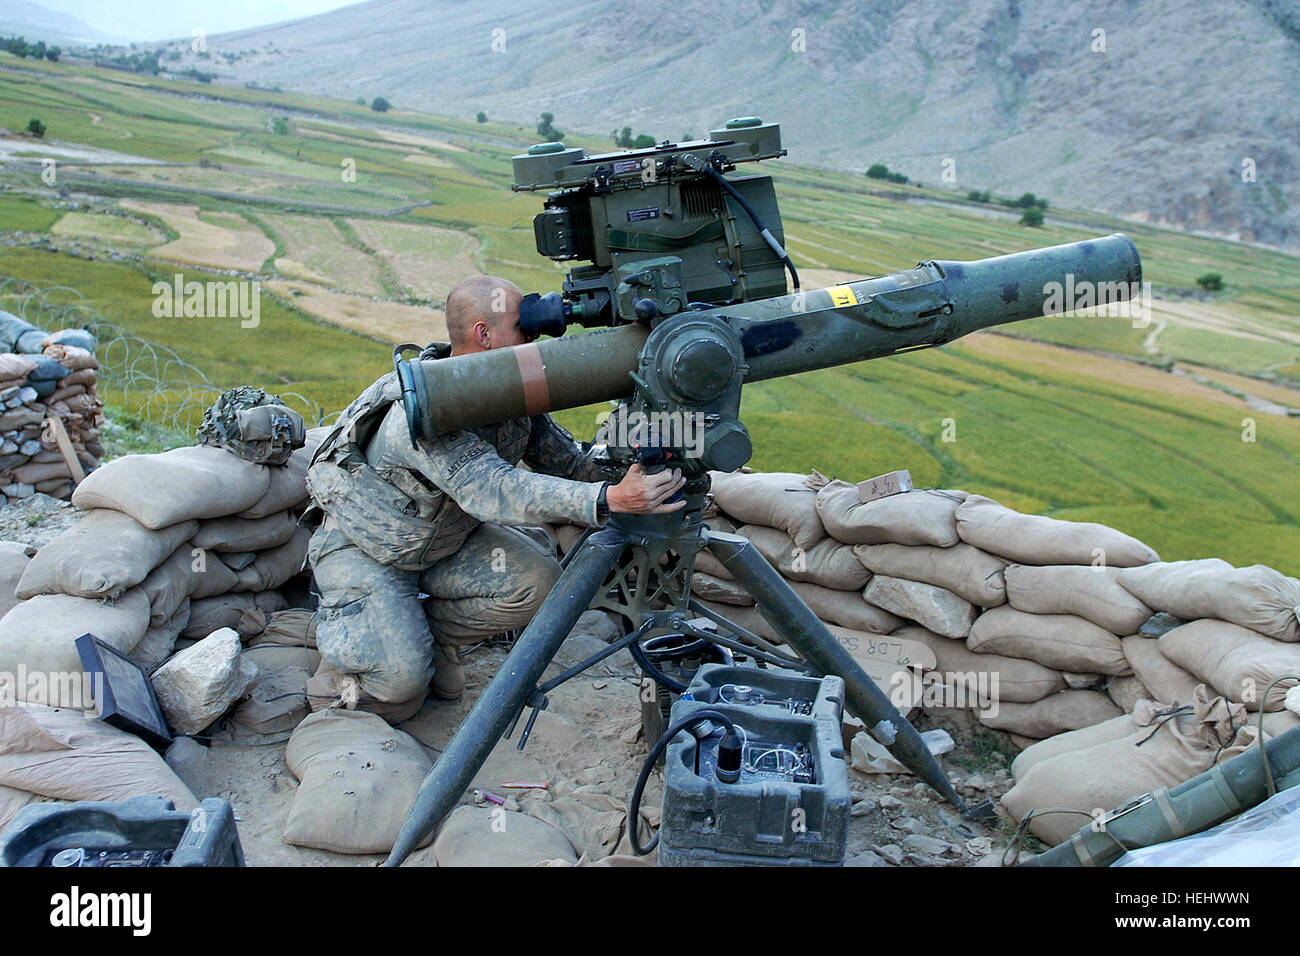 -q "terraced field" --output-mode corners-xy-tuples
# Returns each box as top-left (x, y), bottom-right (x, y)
(2, 51), (1298, 569)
